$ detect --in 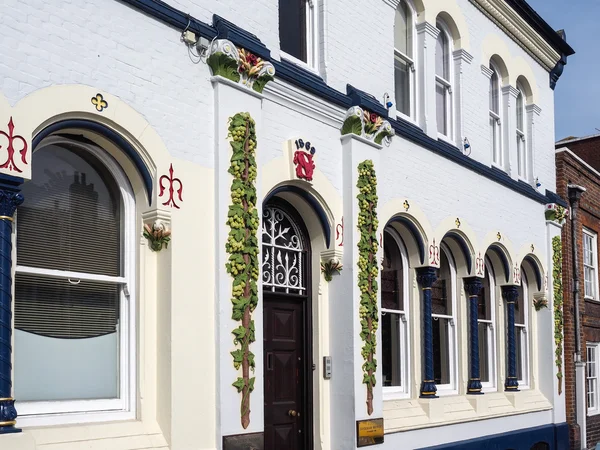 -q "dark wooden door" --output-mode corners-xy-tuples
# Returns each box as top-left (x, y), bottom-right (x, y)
(264, 296), (308, 450)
